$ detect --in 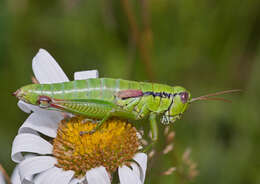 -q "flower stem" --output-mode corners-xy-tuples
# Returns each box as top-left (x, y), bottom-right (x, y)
(0, 164), (11, 184)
